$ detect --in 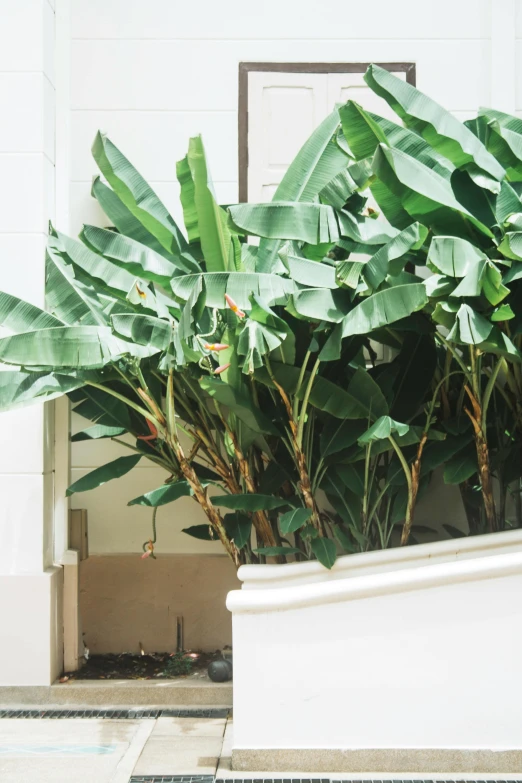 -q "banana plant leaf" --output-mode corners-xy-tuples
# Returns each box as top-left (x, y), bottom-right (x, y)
(212, 494), (290, 511)
(290, 288), (352, 323)
(55, 229), (137, 296)
(46, 240), (111, 326)
(283, 255), (337, 289)
(199, 376), (278, 435)
(92, 132), (190, 258)
(128, 480), (193, 506)
(256, 363), (388, 420)
(66, 453), (141, 496)
(341, 283), (428, 337)
(336, 209), (399, 244)
(111, 313), (173, 351)
(443, 445), (478, 484)
(358, 415), (409, 444)
(223, 512), (252, 549)
(372, 144), (494, 239)
(229, 202), (339, 245)
(71, 424), (127, 442)
(447, 304), (493, 344)
(364, 64), (505, 191)
(452, 259), (509, 305)
(427, 236), (486, 277)
(171, 271), (294, 310)
(0, 291), (63, 332)
(237, 295), (290, 373)
(499, 232), (522, 261)
(0, 370), (84, 412)
(319, 168), (359, 209)
(177, 136), (241, 273)
(363, 223), (428, 289)
(91, 176), (191, 265)
(279, 507), (313, 534)
(71, 385), (133, 430)
(310, 537), (337, 569)
(81, 224), (190, 285)
(389, 333), (437, 421)
(0, 326), (144, 369)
